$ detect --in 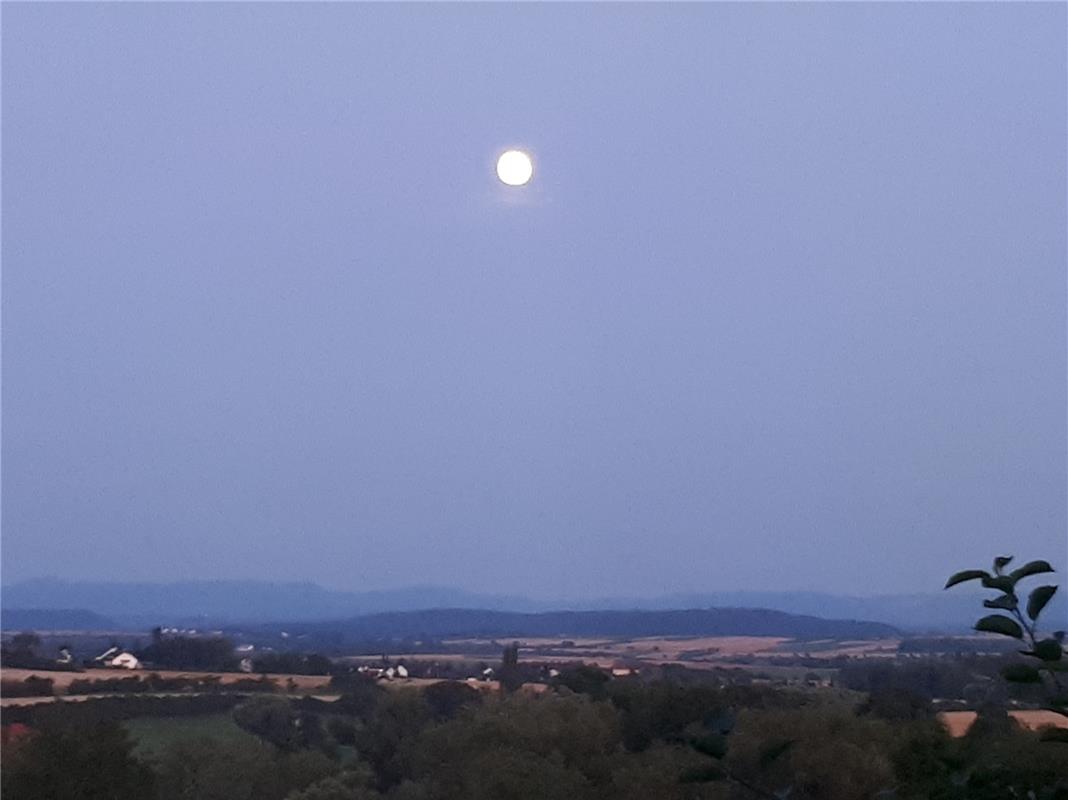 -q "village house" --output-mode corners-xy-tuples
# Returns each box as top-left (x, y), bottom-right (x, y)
(93, 646), (141, 670)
